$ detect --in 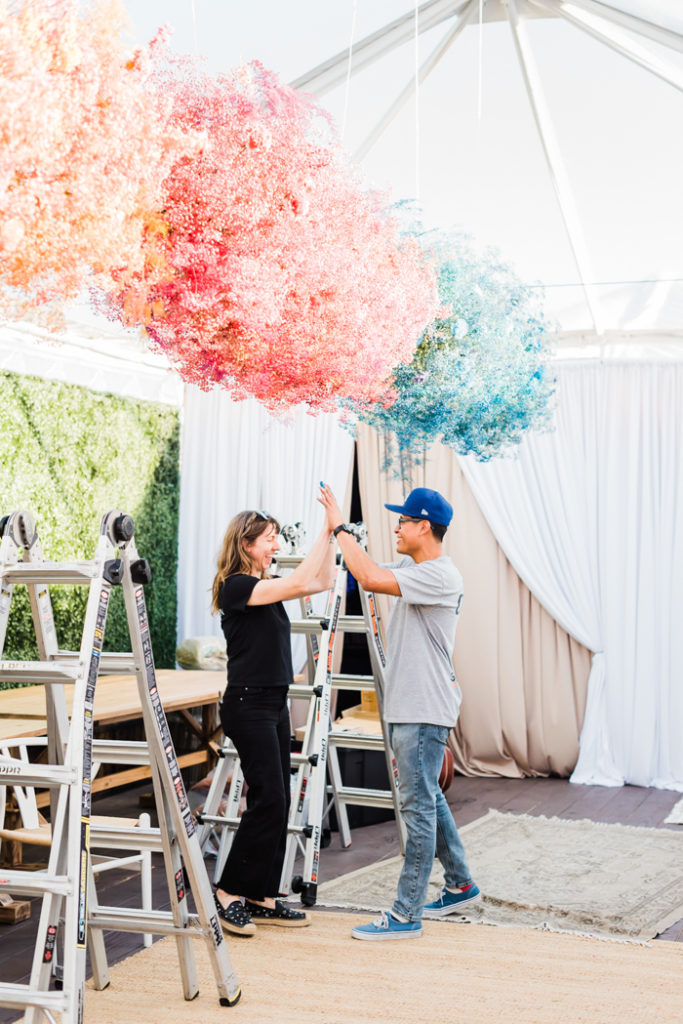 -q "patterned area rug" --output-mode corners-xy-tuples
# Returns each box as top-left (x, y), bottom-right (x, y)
(317, 809), (683, 940)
